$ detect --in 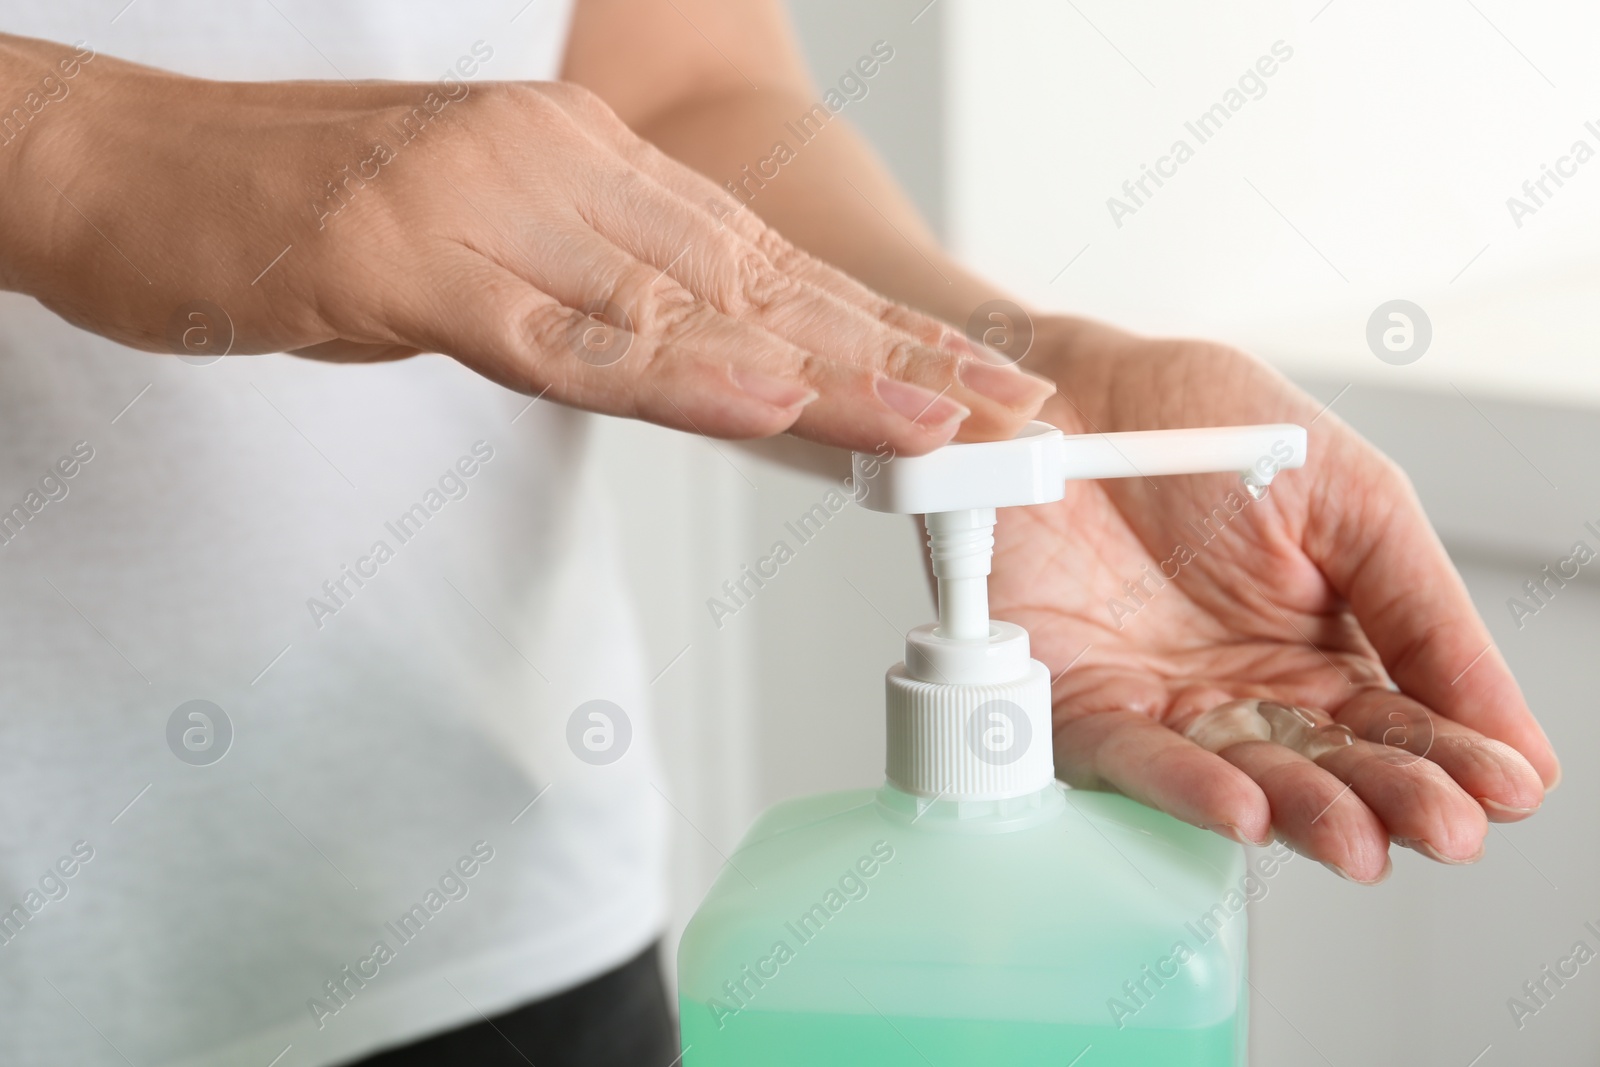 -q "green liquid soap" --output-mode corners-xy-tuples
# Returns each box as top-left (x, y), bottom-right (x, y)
(682, 1007), (1238, 1066)
(678, 785), (1249, 1067)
